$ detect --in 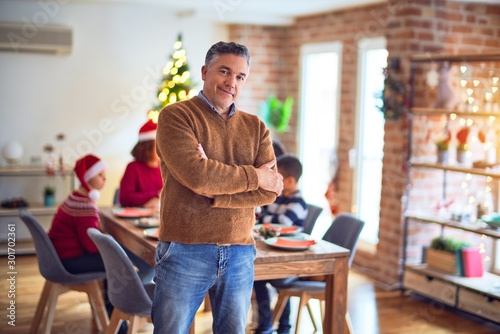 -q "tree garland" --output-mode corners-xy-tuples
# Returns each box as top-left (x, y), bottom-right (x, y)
(378, 68), (407, 120)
